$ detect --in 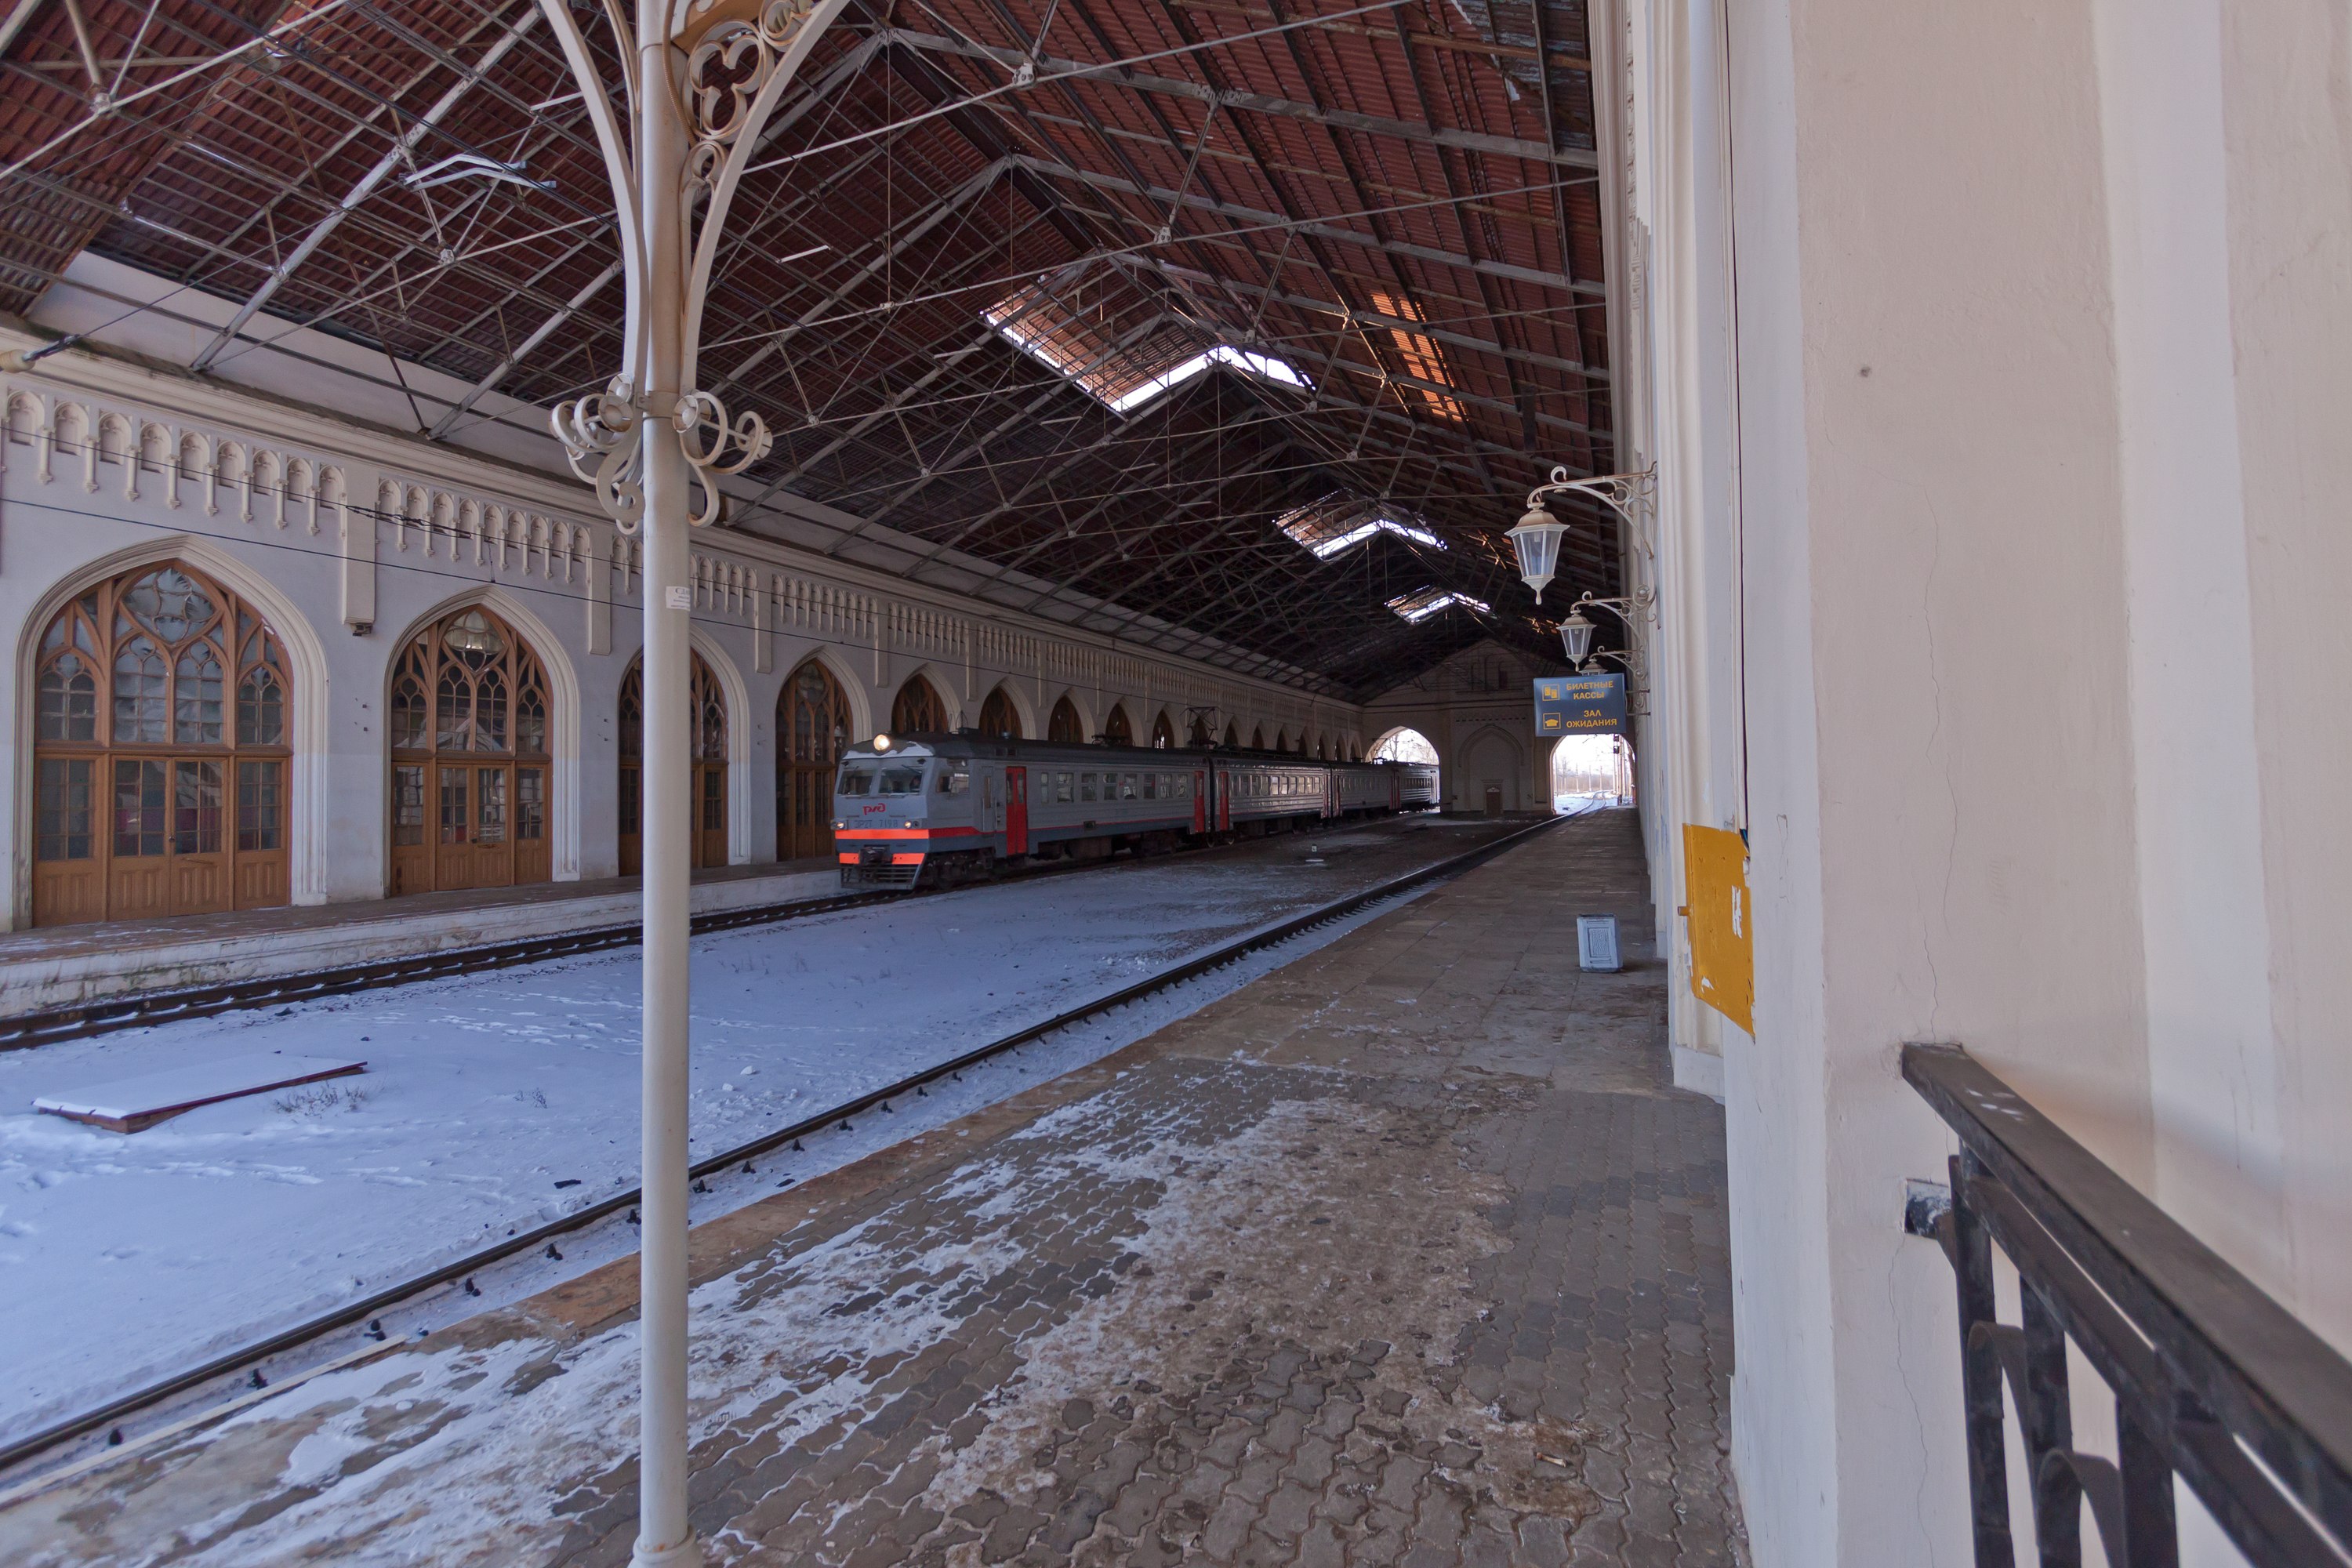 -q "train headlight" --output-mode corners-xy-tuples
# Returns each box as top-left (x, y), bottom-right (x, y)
(873, 732), (891, 751)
